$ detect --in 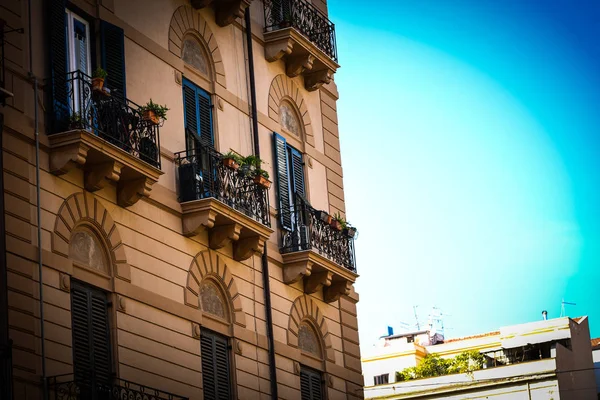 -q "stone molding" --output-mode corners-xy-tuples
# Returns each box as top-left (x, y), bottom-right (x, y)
(51, 192), (131, 283)
(168, 5), (227, 88)
(184, 249), (246, 327)
(268, 74), (315, 146)
(190, 0), (252, 27)
(287, 295), (335, 362)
